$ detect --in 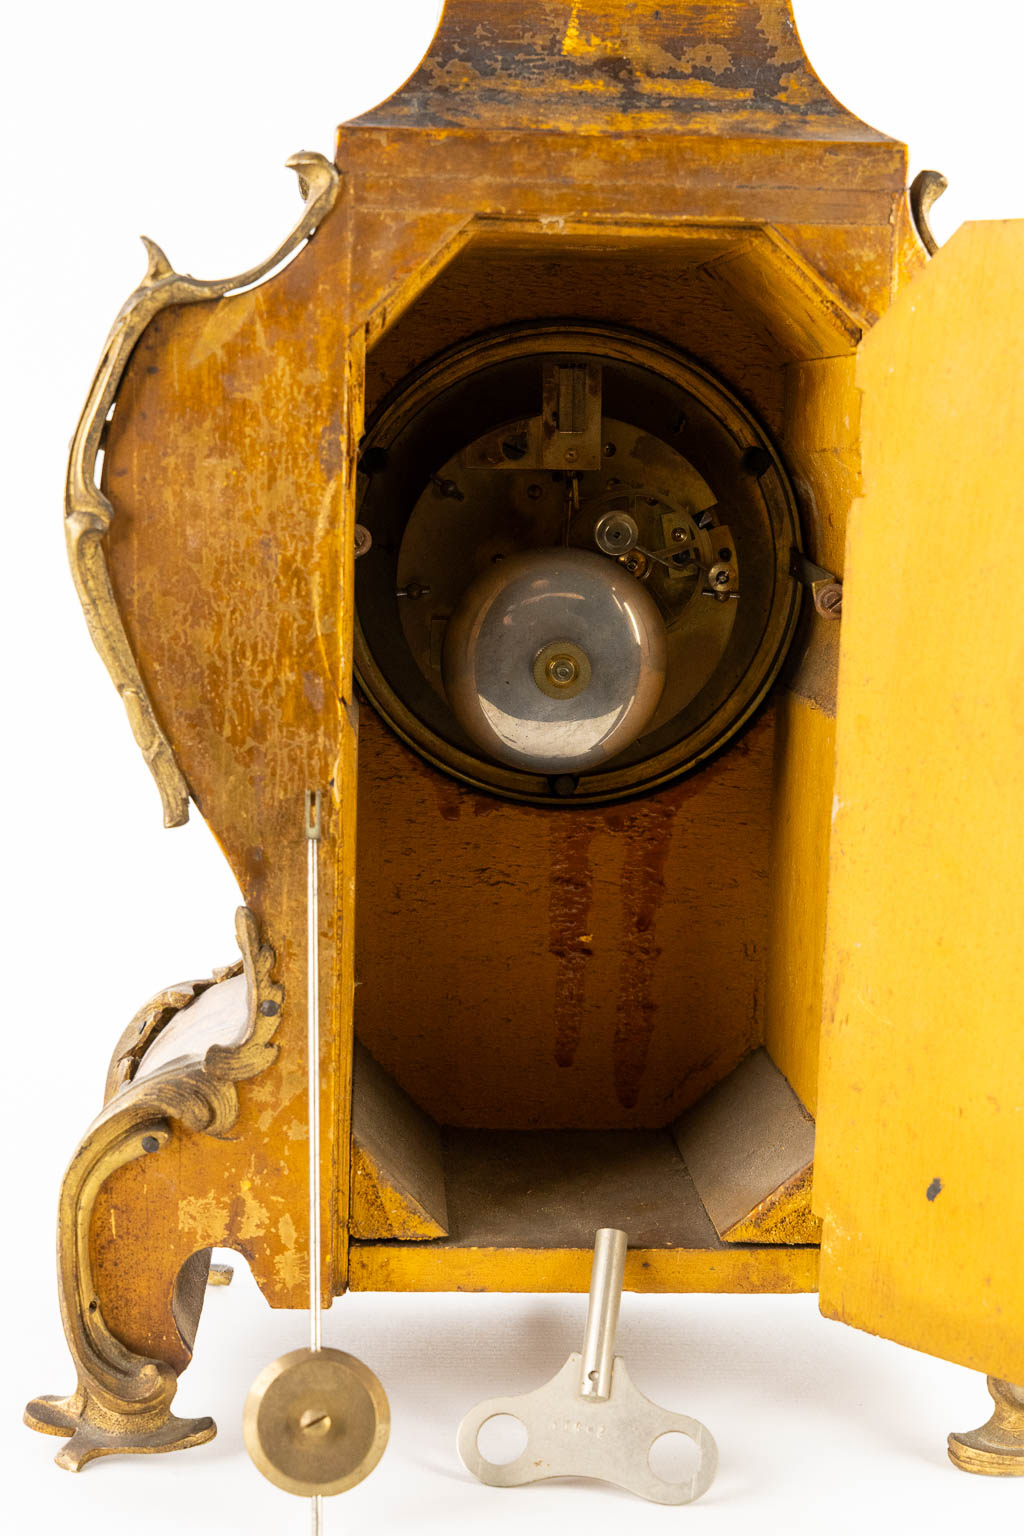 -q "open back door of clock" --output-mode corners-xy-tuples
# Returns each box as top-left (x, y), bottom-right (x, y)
(815, 222), (1024, 1416)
